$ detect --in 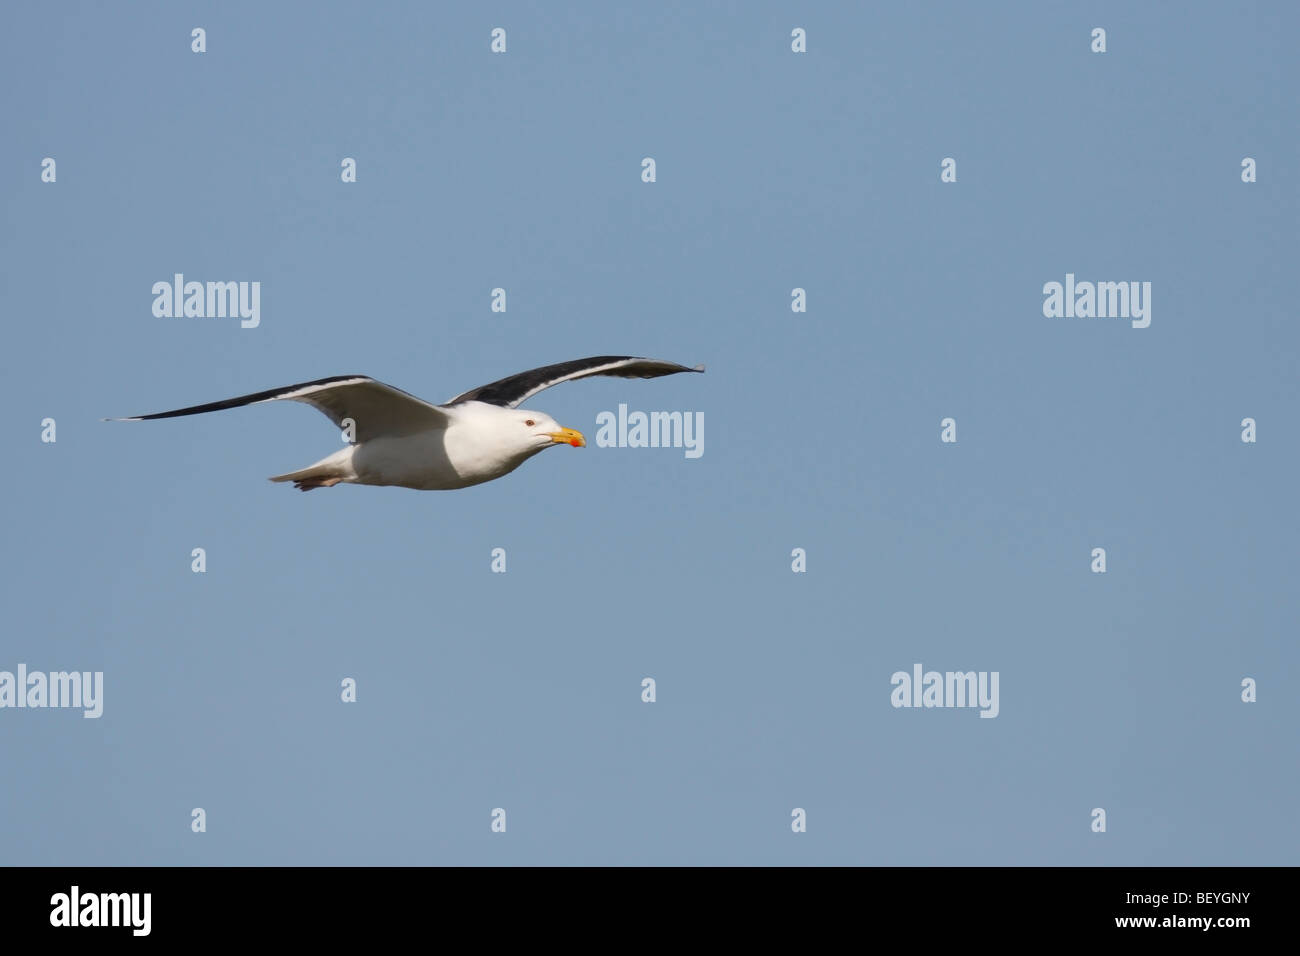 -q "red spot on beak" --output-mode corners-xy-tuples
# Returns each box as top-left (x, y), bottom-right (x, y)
(569, 438), (582, 447)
